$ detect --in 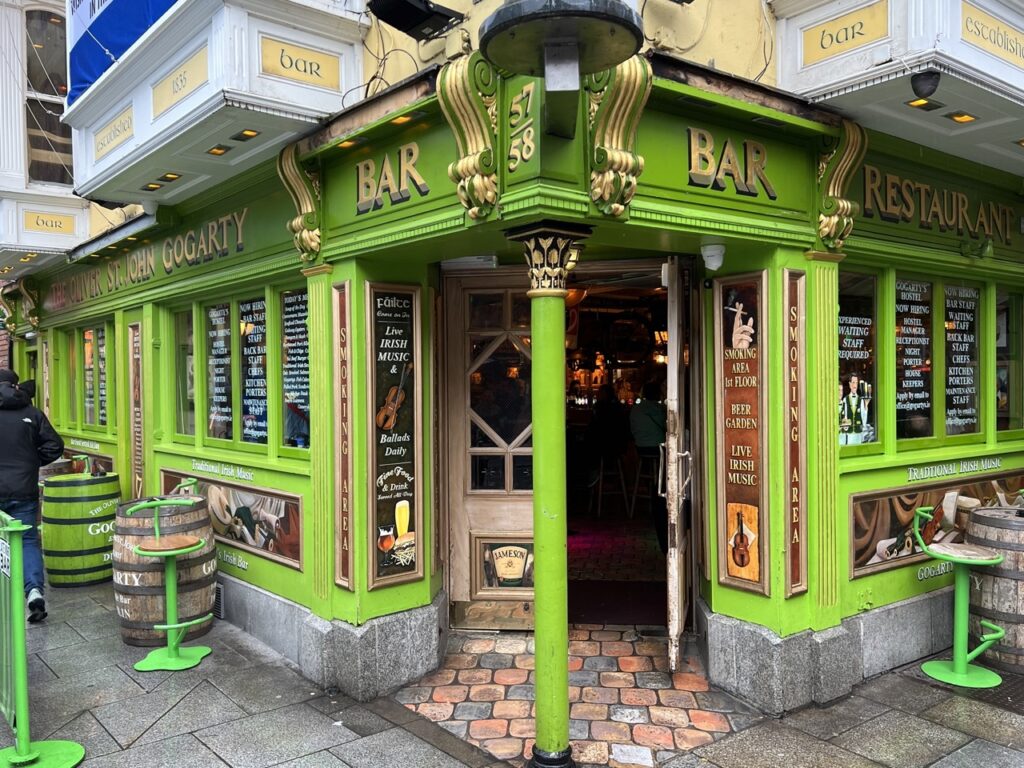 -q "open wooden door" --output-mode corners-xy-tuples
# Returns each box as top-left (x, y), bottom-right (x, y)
(664, 257), (692, 670)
